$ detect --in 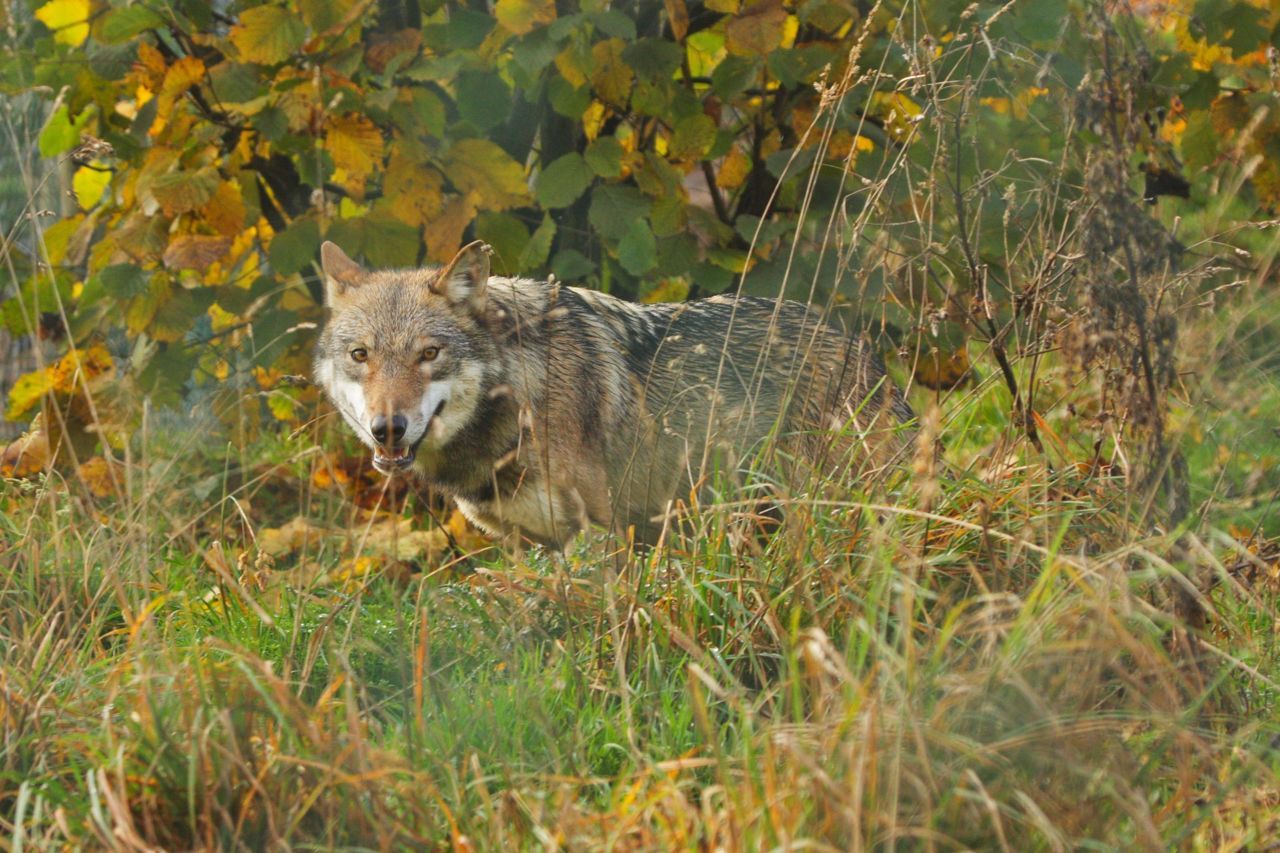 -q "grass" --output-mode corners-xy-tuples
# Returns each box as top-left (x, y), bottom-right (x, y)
(3, 304), (1279, 849)
(3, 6), (1280, 847)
